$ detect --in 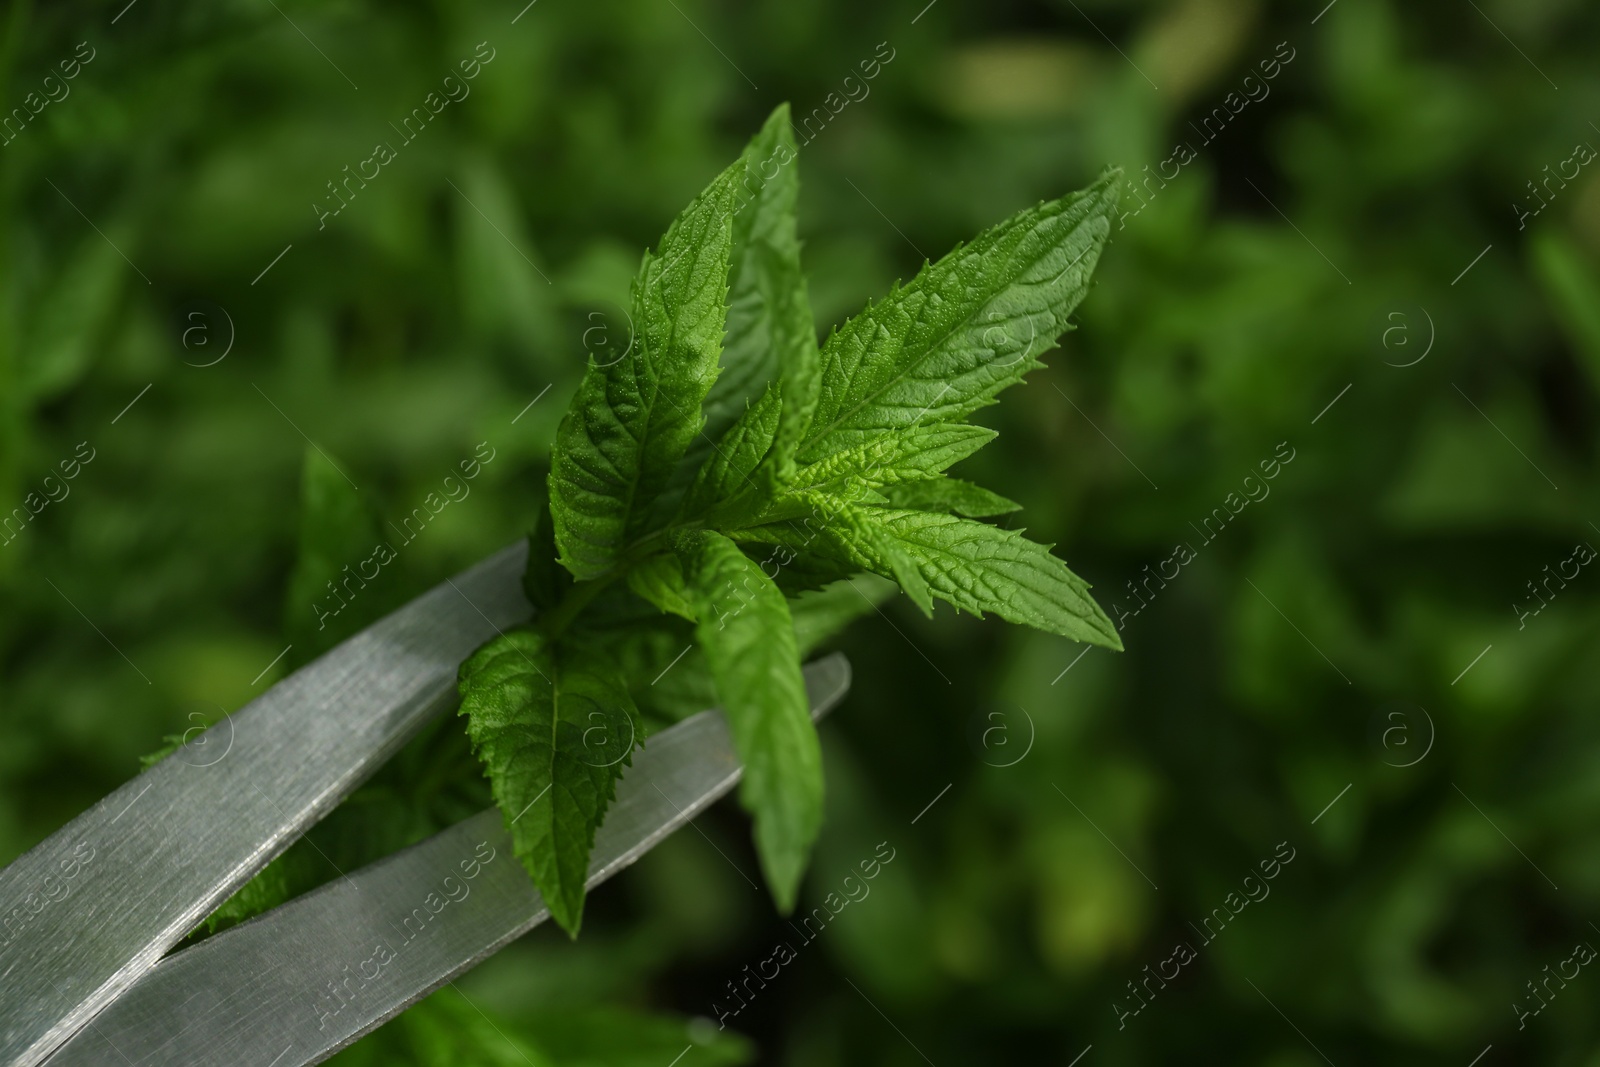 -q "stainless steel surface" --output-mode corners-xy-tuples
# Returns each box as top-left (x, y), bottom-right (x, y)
(42, 654), (852, 1067)
(0, 542), (531, 1067)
